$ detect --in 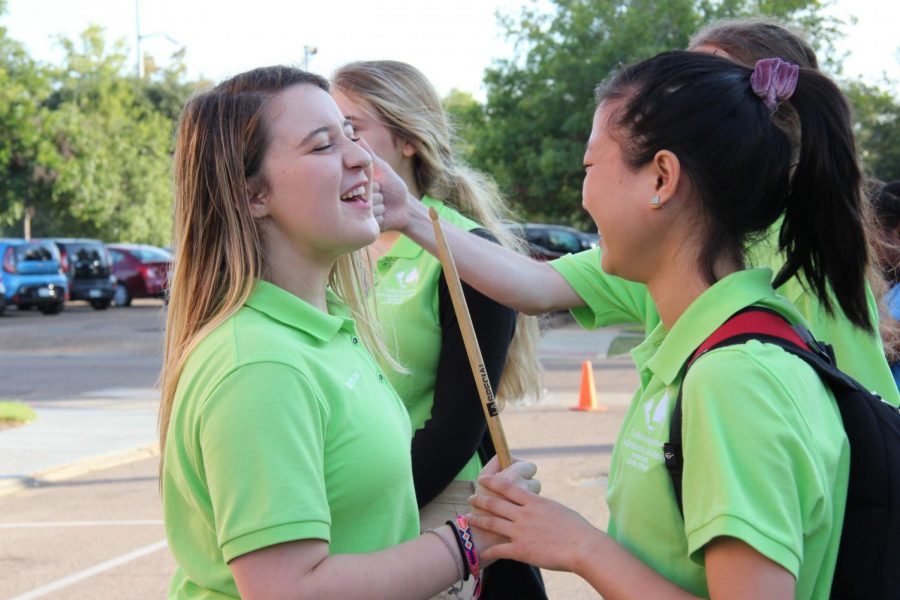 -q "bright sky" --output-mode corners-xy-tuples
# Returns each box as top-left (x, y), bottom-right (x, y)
(3, 0), (899, 100)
